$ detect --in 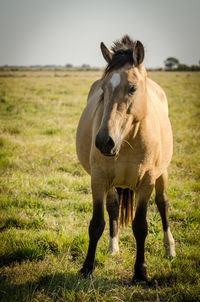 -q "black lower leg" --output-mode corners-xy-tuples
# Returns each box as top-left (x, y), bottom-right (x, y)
(155, 193), (169, 232)
(132, 203), (148, 281)
(80, 202), (105, 276)
(106, 190), (119, 238)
